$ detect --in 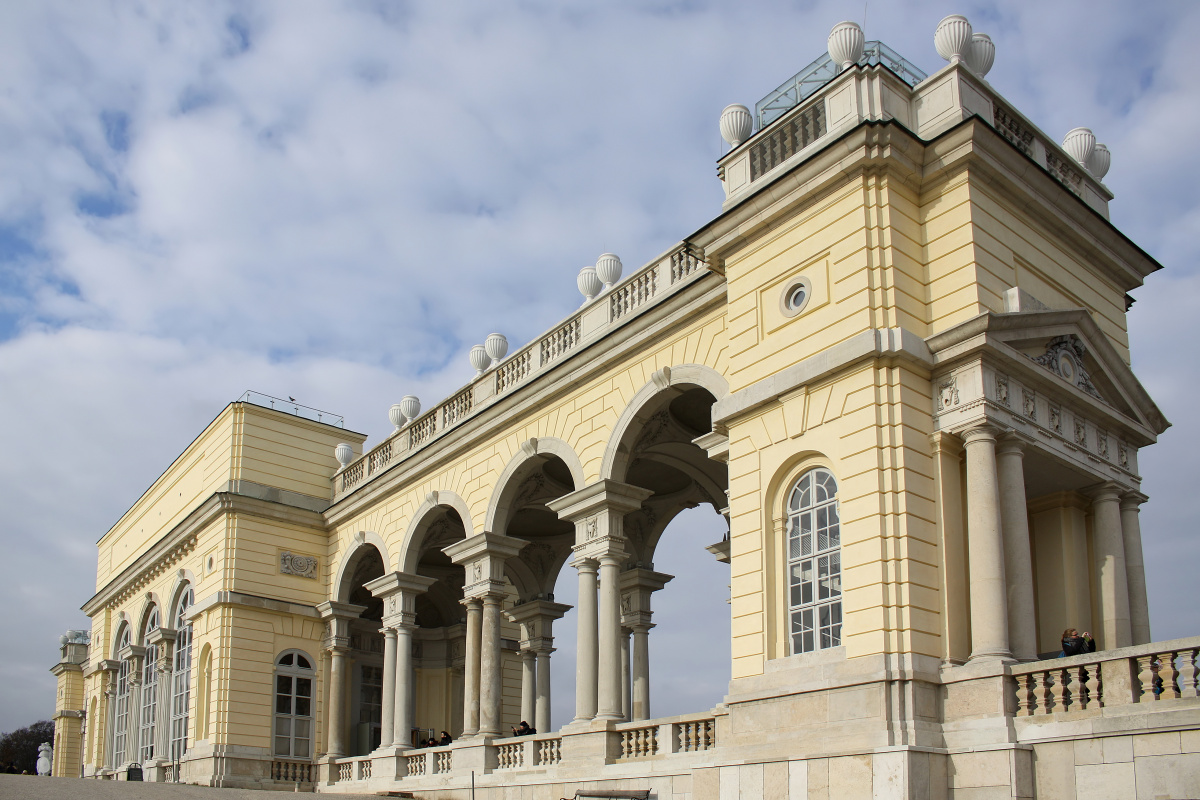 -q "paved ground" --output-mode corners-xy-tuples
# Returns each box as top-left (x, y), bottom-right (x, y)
(0, 775), (396, 799)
